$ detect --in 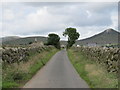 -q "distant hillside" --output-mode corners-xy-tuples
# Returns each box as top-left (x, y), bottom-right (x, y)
(2, 36), (48, 45)
(60, 40), (67, 45)
(2, 36), (67, 46)
(76, 28), (120, 46)
(2, 36), (20, 42)
(2, 28), (119, 46)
